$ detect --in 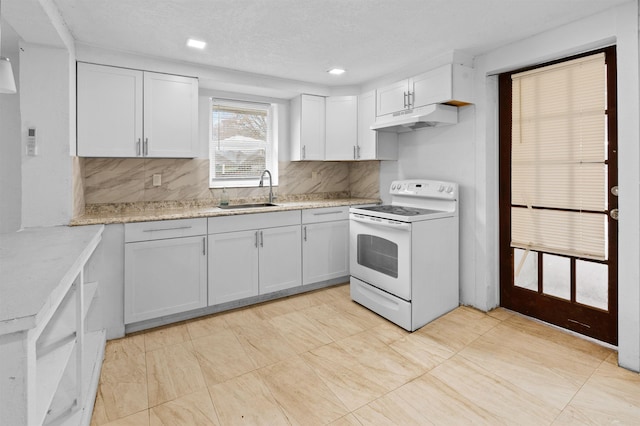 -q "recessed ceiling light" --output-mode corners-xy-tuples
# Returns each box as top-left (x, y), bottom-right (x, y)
(328, 68), (346, 75)
(187, 39), (206, 49)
